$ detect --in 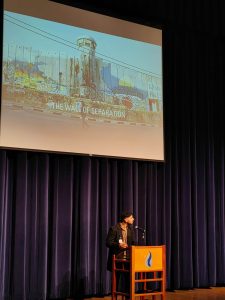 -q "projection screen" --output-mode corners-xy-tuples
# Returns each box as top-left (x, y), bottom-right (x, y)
(1, 0), (164, 161)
